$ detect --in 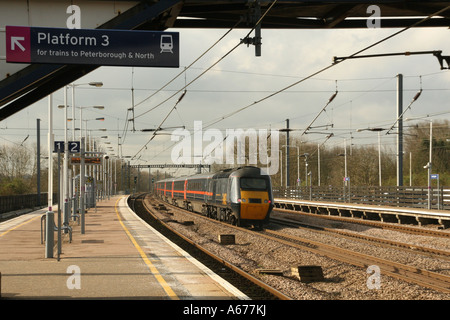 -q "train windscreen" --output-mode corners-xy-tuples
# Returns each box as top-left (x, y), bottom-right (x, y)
(240, 178), (267, 190)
